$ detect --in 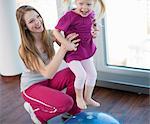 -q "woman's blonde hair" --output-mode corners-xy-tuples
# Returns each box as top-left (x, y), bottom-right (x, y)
(64, 0), (105, 18)
(16, 5), (55, 71)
